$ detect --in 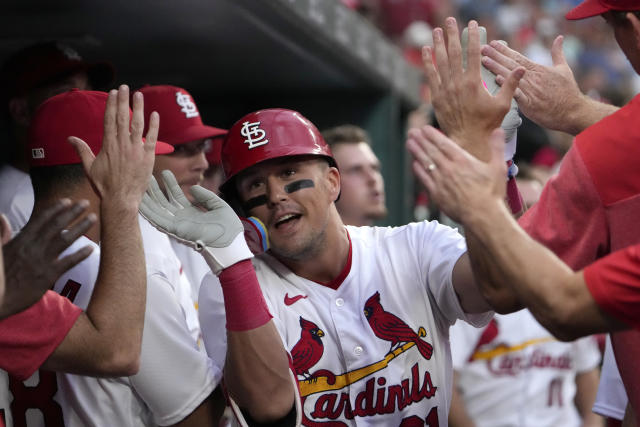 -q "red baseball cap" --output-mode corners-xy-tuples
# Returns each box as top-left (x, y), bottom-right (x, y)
(566, 0), (640, 20)
(28, 89), (174, 167)
(1, 41), (115, 102)
(138, 85), (227, 146)
(205, 135), (225, 165)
